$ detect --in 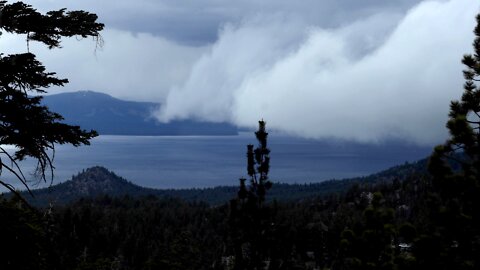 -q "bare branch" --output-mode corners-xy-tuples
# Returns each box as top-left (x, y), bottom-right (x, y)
(0, 179), (35, 211)
(0, 161), (33, 197)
